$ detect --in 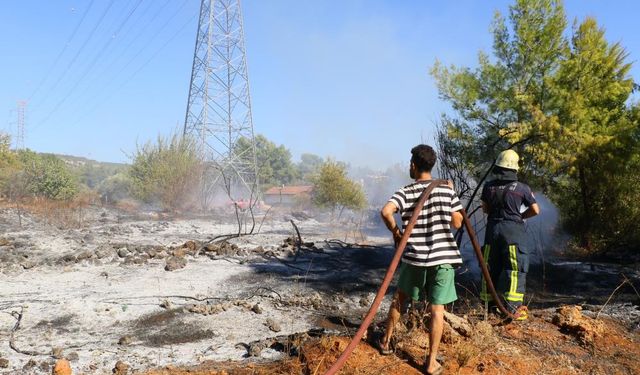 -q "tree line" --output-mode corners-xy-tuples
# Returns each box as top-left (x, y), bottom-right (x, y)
(120, 132), (367, 213)
(0, 130), (367, 215)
